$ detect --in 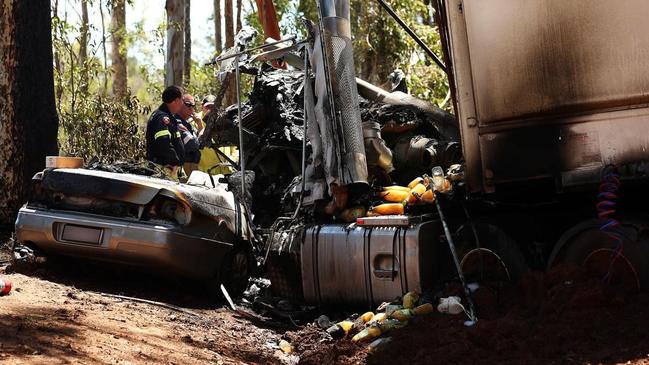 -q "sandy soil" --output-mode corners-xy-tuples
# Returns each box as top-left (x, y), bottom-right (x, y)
(0, 256), (295, 365)
(3, 243), (649, 364)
